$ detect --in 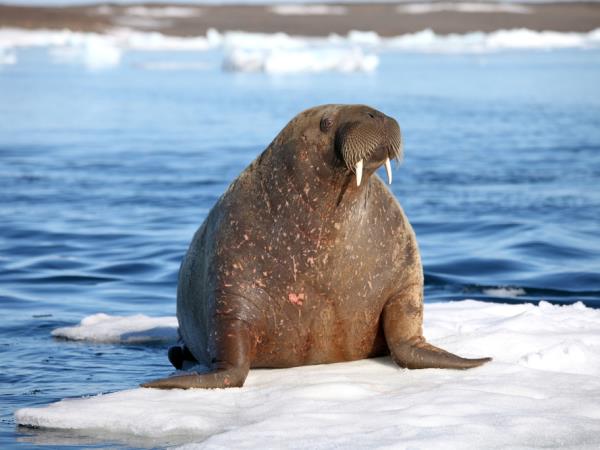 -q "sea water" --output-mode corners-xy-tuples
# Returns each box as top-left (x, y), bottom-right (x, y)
(1, 45), (600, 448)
